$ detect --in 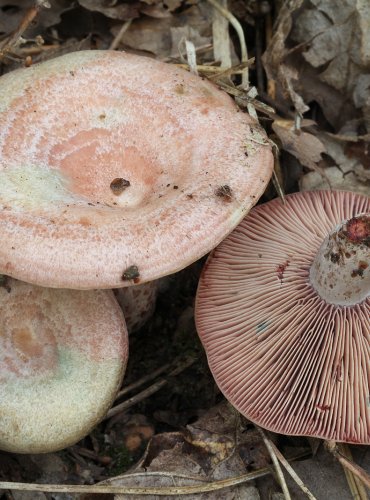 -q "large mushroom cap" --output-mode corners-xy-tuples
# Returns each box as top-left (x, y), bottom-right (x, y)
(0, 50), (273, 289)
(195, 190), (370, 444)
(0, 278), (127, 453)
